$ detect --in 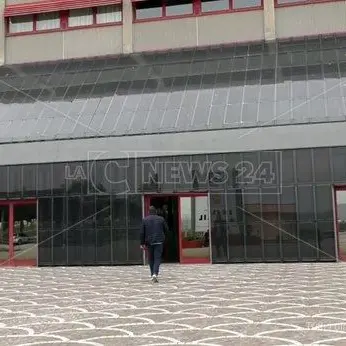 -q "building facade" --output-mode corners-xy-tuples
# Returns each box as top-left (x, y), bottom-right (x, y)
(0, 0), (345, 266)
